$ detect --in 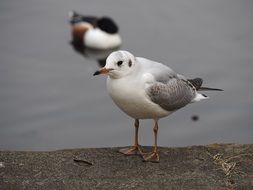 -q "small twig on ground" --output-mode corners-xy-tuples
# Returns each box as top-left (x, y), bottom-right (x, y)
(73, 158), (93, 166)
